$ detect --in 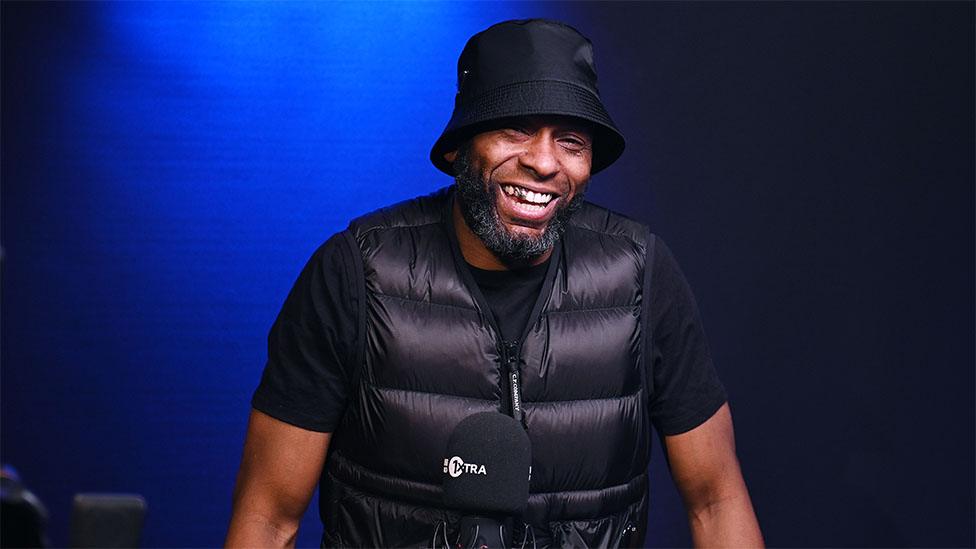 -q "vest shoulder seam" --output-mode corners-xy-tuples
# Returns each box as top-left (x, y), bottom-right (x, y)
(569, 223), (649, 250)
(354, 220), (443, 237)
(570, 202), (650, 234)
(346, 186), (452, 236)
